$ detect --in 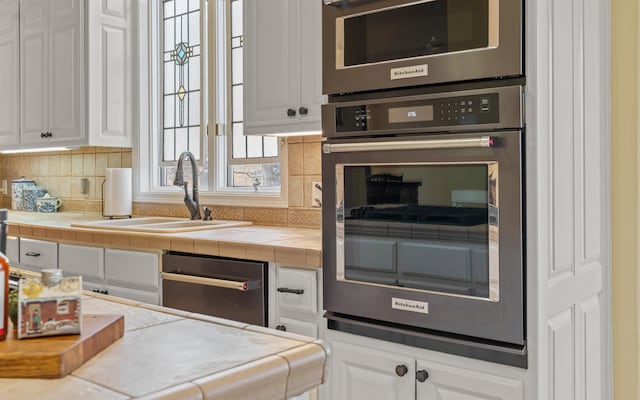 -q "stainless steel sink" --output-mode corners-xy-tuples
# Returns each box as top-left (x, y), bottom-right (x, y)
(71, 217), (252, 233)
